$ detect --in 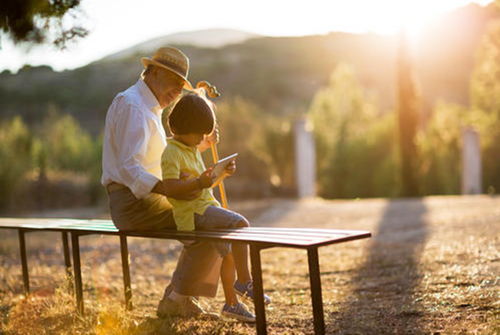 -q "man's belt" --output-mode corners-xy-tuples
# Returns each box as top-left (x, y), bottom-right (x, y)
(106, 182), (128, 194)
